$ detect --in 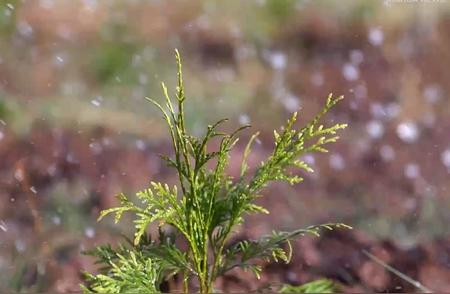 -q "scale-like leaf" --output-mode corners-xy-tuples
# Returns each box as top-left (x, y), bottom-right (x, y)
(83, 50), (351, 294)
